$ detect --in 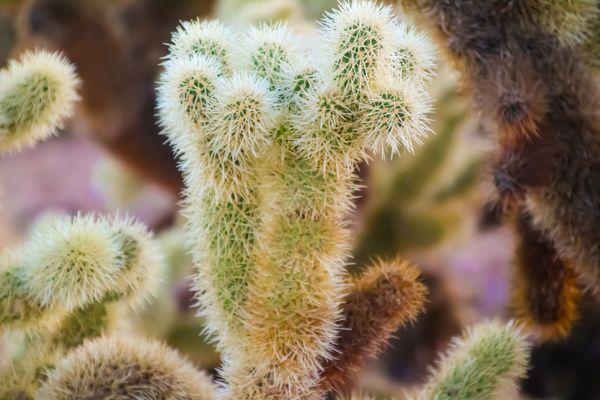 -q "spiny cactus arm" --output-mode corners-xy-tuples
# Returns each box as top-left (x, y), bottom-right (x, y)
(319, 259), (427, 395)
(320, 1), (396, 102)
(415, 320), (529, 400)
(236, 213), (348, 394)
(0, 50), (79, 154)
(157, 54), (221, 156)
(511, 211), (581, 341)
(167, 19), (238, 76)
(36, 335), (217, 400)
